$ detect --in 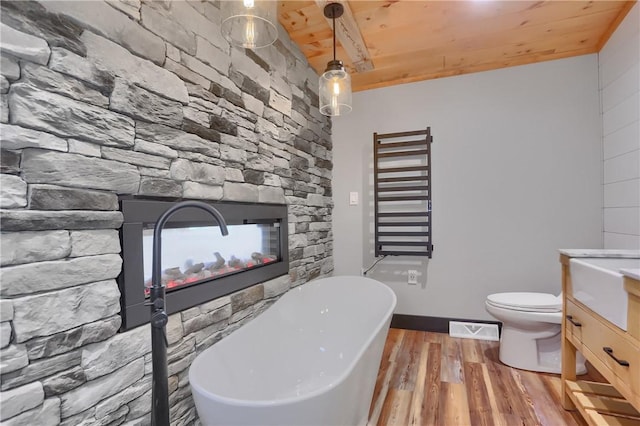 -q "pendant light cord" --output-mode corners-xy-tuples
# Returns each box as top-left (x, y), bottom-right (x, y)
(332, 11), (336, 62)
